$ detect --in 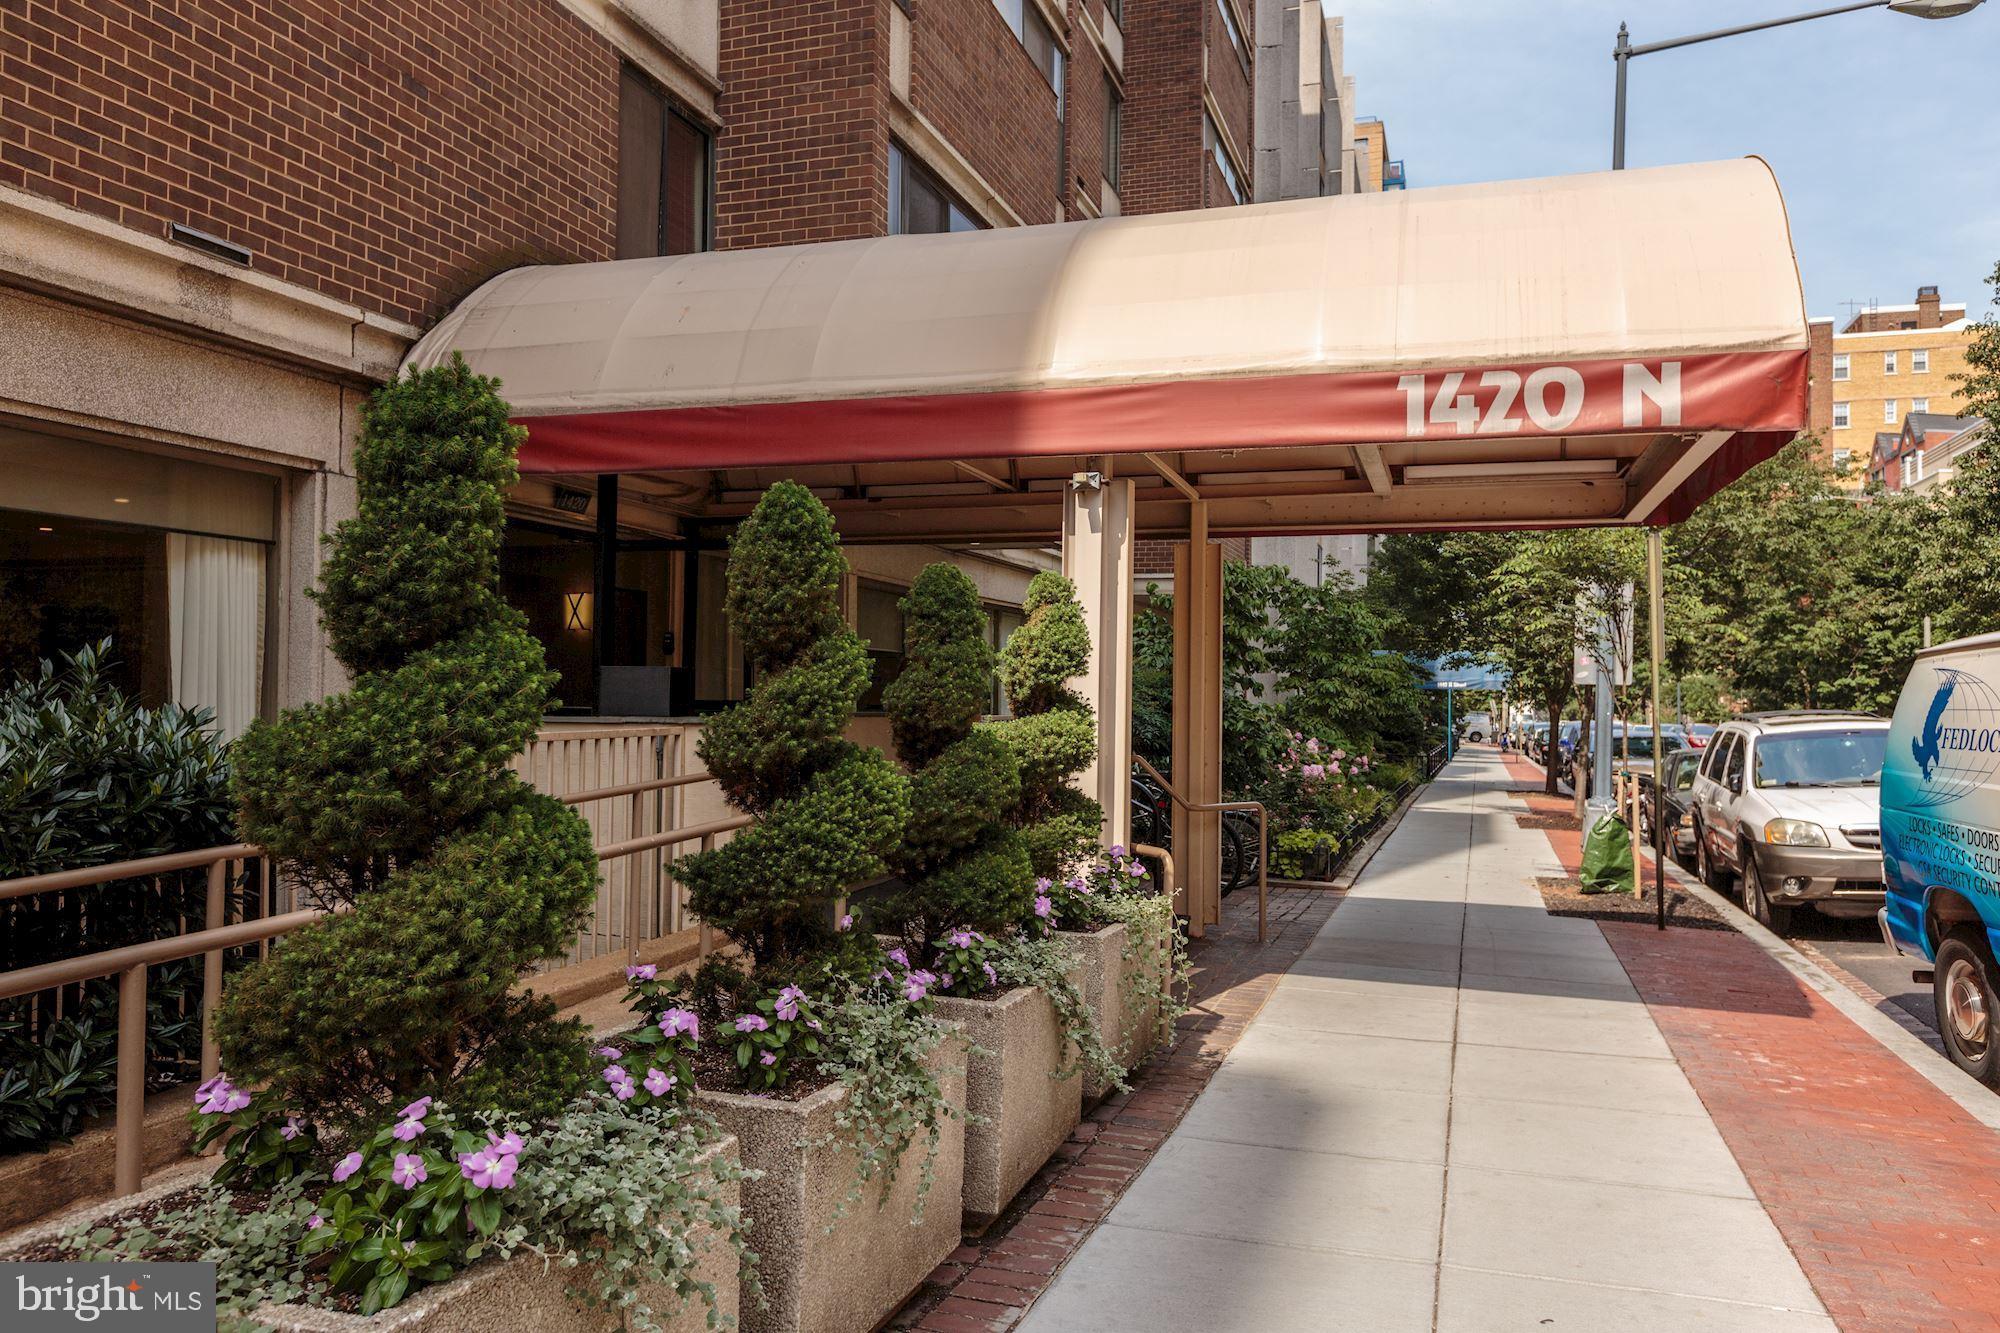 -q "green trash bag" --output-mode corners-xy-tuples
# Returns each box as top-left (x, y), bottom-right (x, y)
(1579, 814), (1636, 895)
